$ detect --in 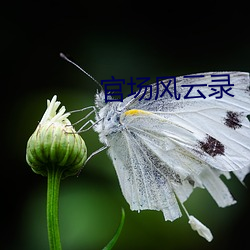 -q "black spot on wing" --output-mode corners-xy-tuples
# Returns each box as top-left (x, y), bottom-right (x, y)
(199, 135), (225, 157)
(186, 177), (195, 186)
(224, 111), (243, 130)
